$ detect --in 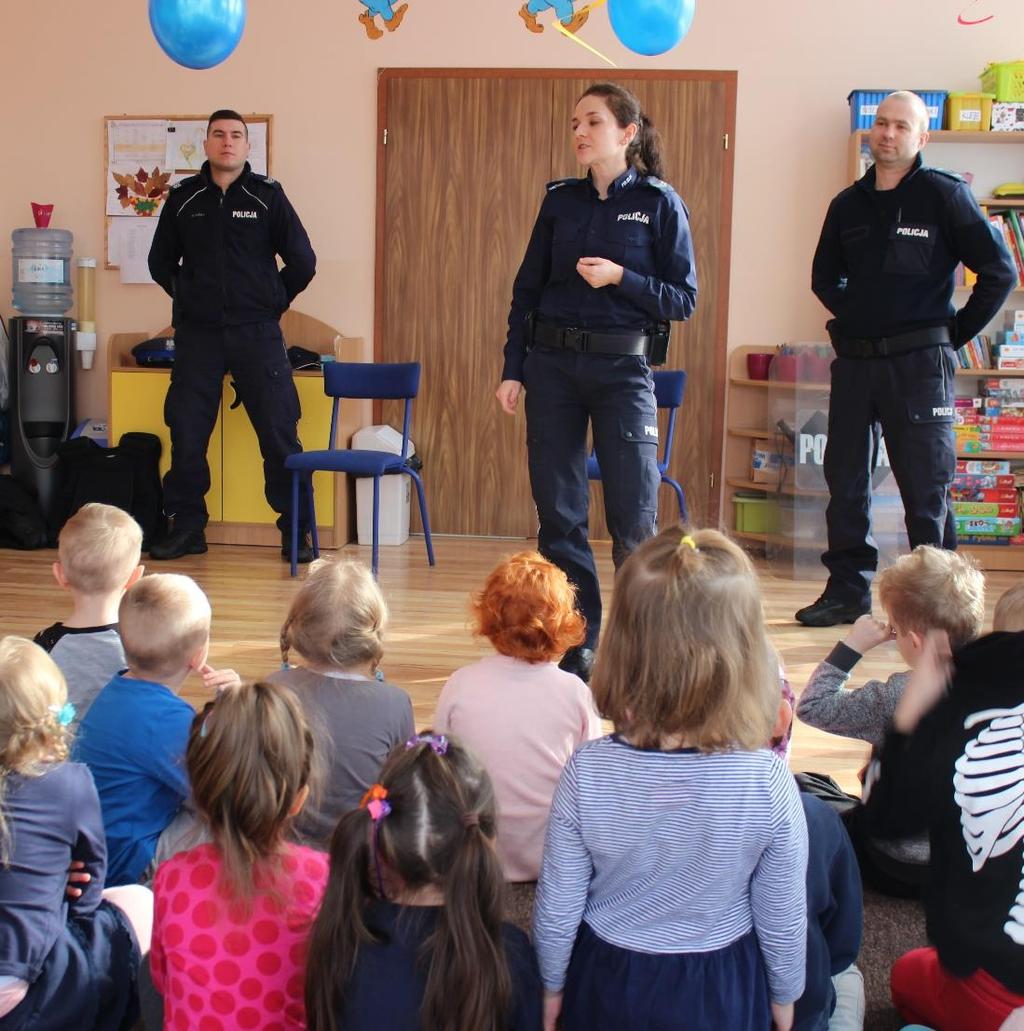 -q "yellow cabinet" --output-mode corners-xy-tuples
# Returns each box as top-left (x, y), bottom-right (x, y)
(221, 374), (335, 526)
(107, 313), (363, 549)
